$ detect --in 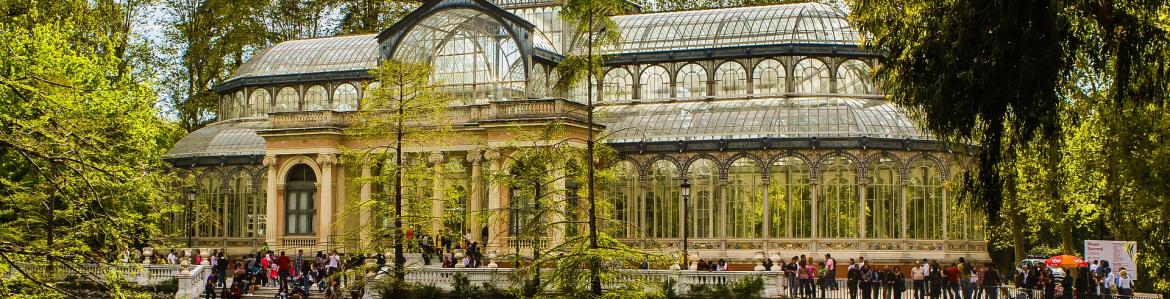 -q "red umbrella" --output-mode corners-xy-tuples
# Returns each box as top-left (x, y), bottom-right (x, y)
(1045, 254), (1089, 268)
